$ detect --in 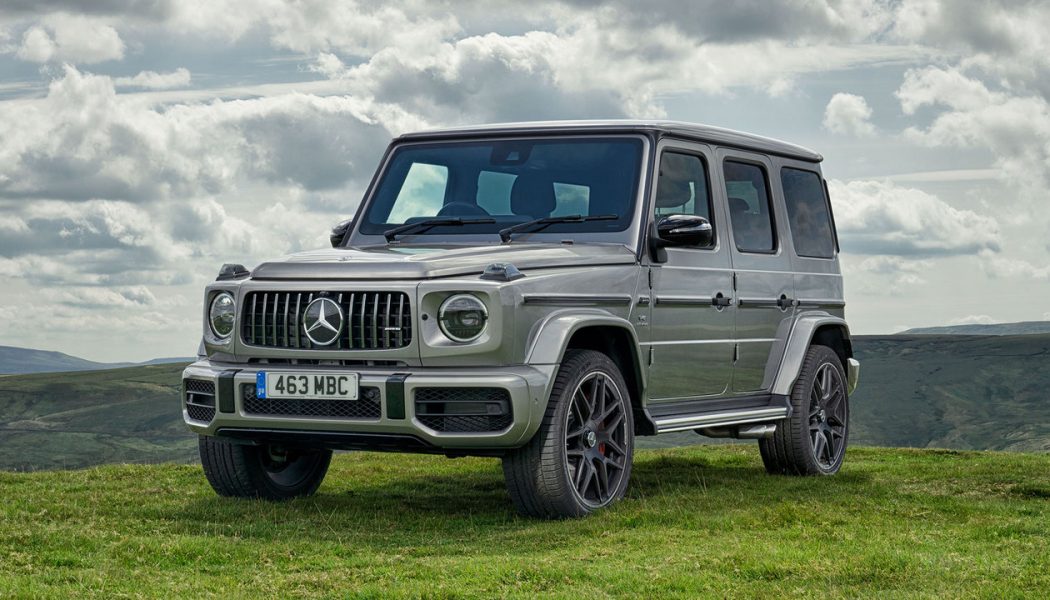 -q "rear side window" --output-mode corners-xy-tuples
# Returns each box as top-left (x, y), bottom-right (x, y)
(781, 168), (836, 258)
(723, 160), (775, 253)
